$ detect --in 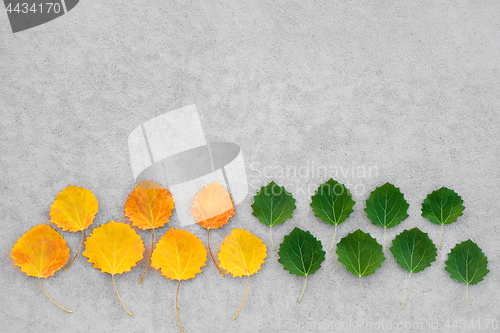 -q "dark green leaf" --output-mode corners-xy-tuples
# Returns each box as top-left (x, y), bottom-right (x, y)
(445, 240), (489, 307)
(365, 182), (409, 249)
(421, 187), (465, 249)
(251, 181), (296, 250)
(390, 228), (438, 309)
(310, 179), (356, 252)
(277, 227), (325, 302)
(336, 229), (385, 297)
